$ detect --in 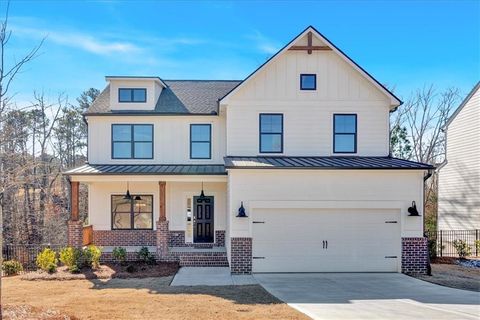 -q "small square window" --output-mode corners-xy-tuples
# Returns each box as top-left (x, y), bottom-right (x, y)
(300, 74), (316, 90)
